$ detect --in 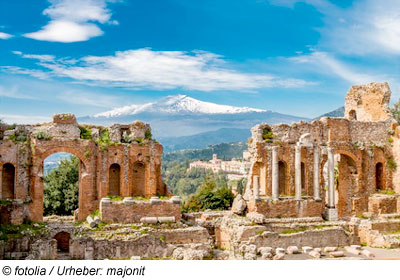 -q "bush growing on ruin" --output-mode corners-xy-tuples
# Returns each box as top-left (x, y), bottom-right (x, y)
(182, 177), (234, 212)
(44, 155), (79, 216)
(262, 127), (274, 142)
(391, 100), (400, 123)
